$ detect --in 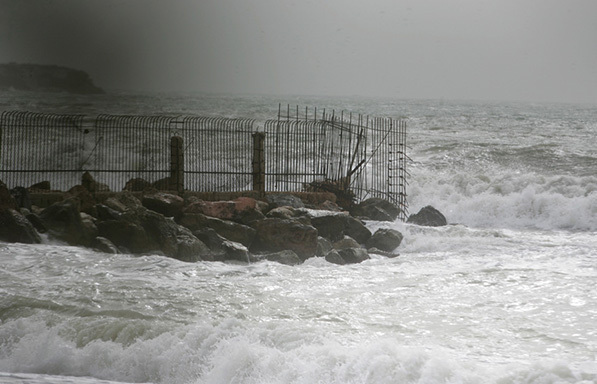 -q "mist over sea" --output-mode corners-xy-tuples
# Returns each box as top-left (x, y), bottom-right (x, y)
(1, 91), (596, 384)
